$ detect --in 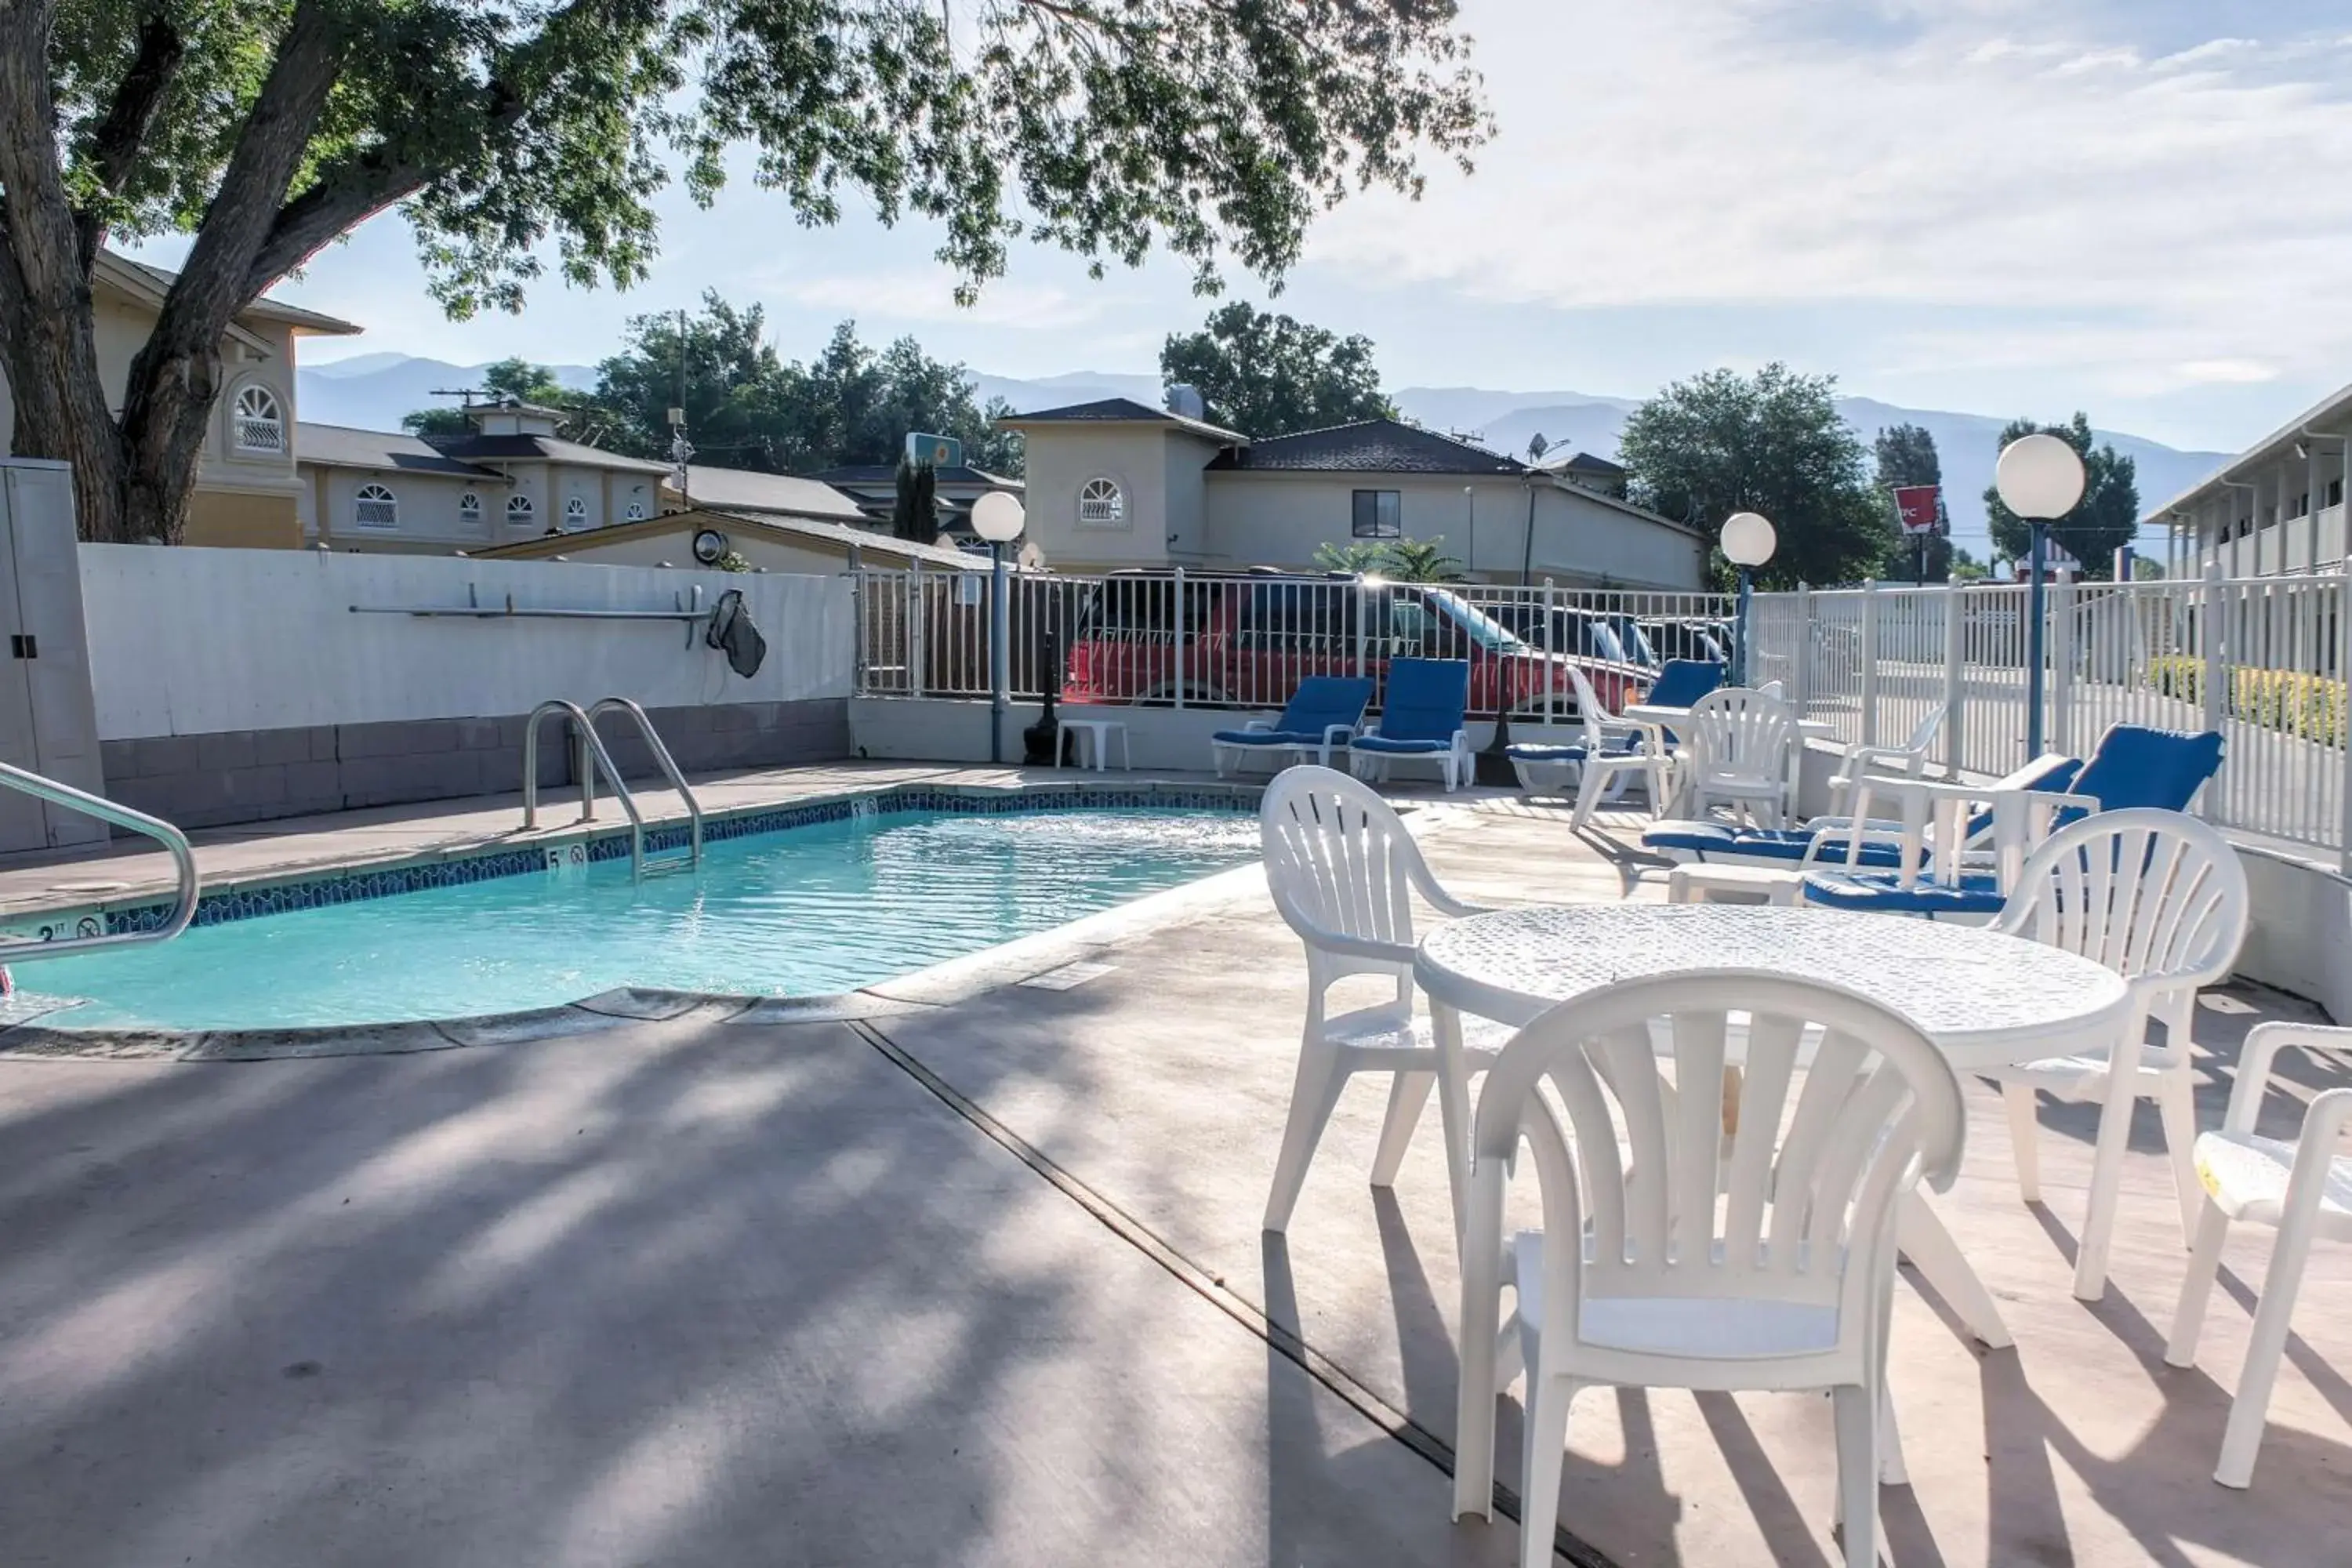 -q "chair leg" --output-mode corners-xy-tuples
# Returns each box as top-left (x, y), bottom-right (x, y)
(1262, 1040), (1352, 1233)
(1831, 1384), (1880, 1568)
(2158, 1067), (2205, 1248)
(2072, 1071), (2139, 1301)
(2003, 1082), (2042, 1204)
(1369, 1070), (1436, 1188)
(2217, 1221), (2317, 1488)
(1571, 759), (1604, 831)
(2164, 1200), (2230, 1369)
(1518, 1375), (1574, 1568)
